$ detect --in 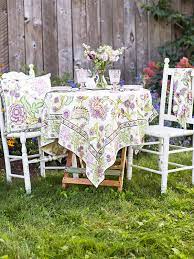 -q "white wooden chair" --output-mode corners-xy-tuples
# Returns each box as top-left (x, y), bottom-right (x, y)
(0, 65), (65, 194)
(127, 58), (194, 193)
